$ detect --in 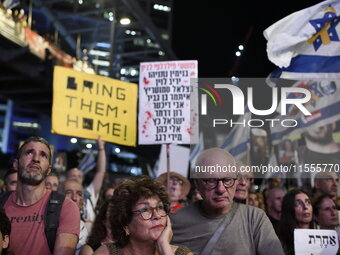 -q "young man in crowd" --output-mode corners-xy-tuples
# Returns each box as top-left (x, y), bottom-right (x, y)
(2, 169), (17, 192)
(171, 148), (284, 255)
(45, 172), (60, 191)
(266, 187), (285, 234)
(2, 136), (79, 255)
(66, 136), (106, 232)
